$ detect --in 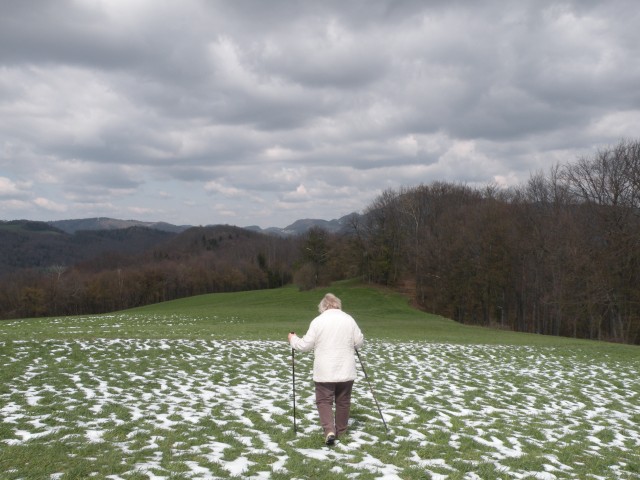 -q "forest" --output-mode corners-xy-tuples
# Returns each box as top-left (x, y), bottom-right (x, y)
(1, 139), (638, 344)
(0, 225), (300, 319)
(353, 139), (640, 345)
